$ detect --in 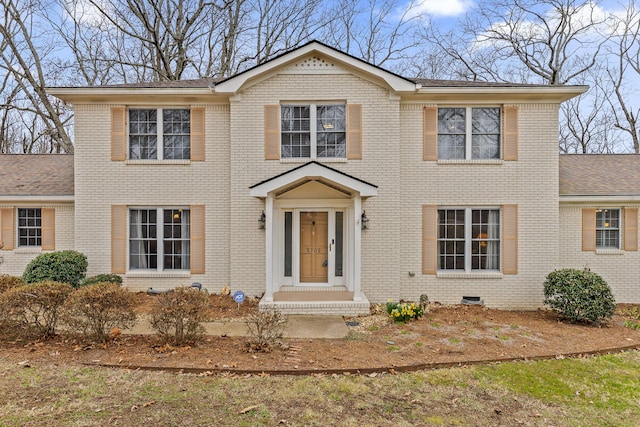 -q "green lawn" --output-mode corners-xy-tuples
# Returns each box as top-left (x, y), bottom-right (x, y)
(1, 350), (639, 426)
